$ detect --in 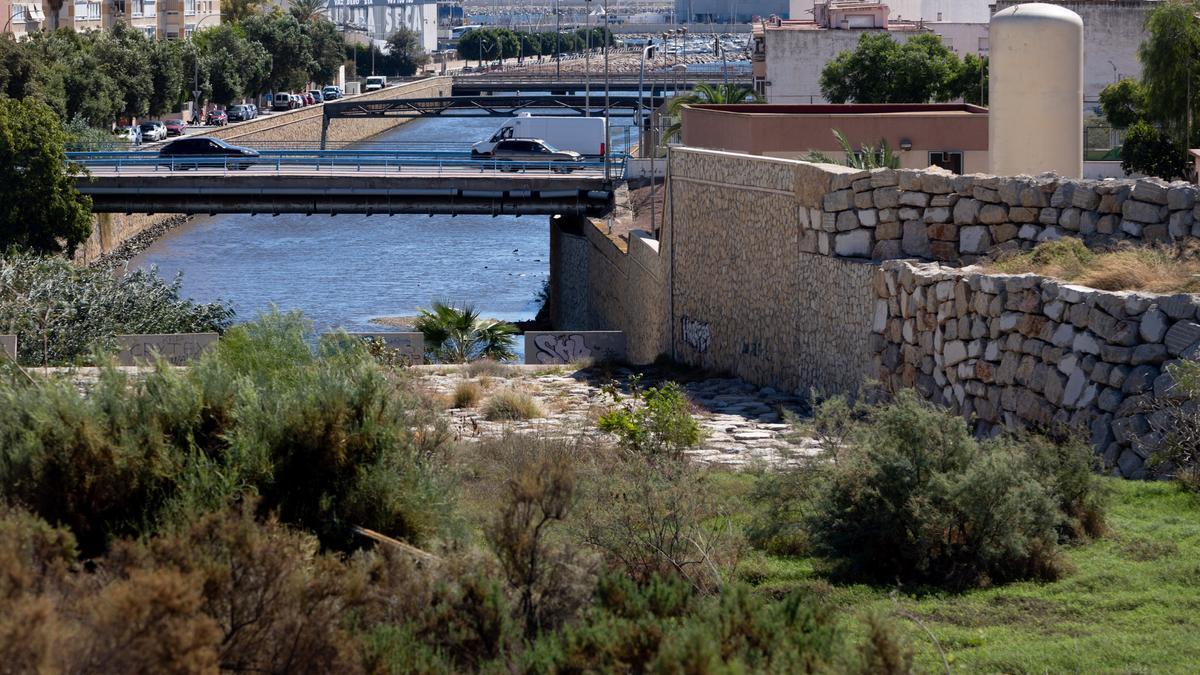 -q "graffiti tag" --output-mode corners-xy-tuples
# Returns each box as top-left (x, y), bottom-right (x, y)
(681, 316), (711, 353)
